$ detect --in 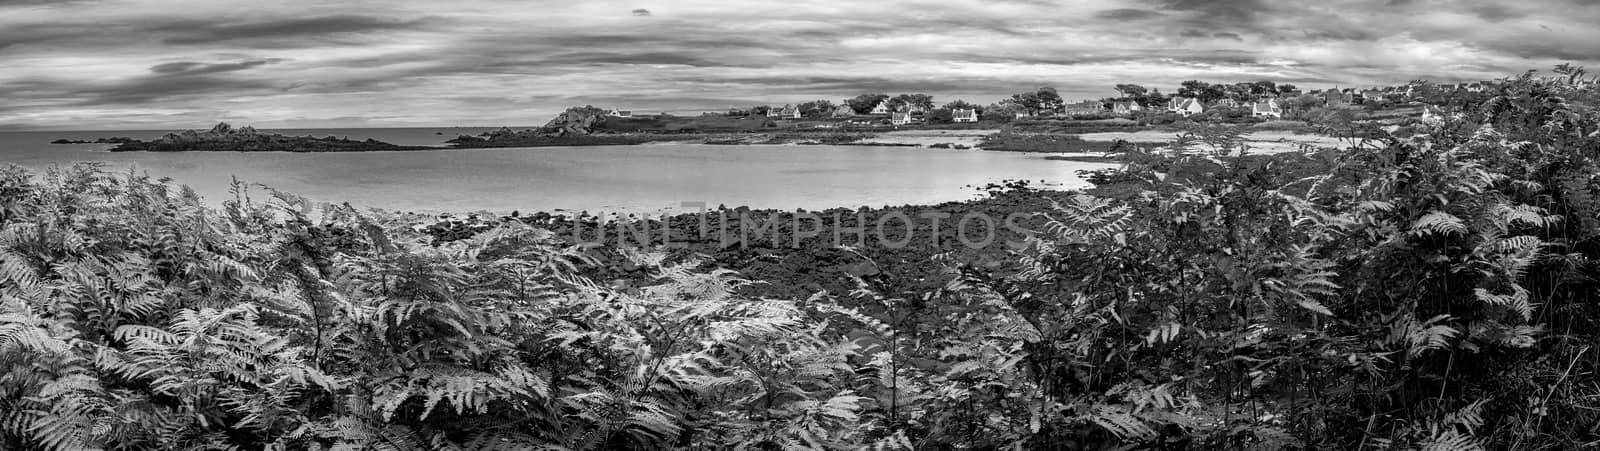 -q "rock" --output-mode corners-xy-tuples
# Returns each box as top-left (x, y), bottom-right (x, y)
(541, 106), (611, 136)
